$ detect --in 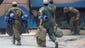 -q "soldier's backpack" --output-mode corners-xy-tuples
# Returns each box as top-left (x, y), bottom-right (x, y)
(35, 26), (46, 47)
